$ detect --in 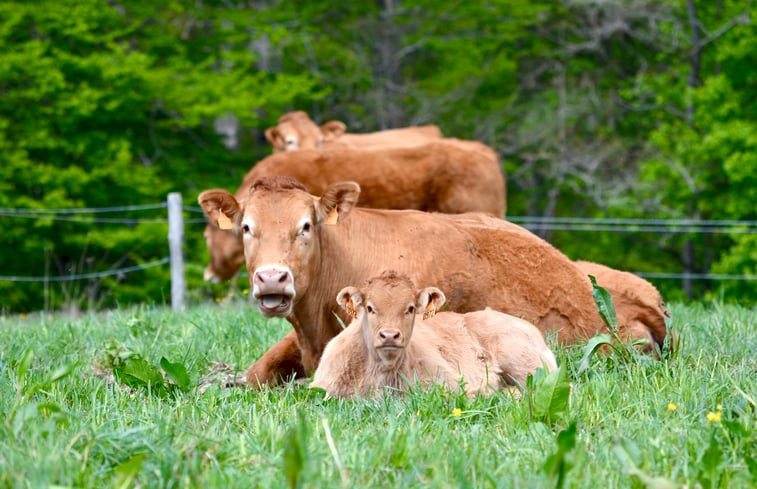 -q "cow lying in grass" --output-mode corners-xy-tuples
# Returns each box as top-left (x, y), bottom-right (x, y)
(264, 110), (442, 152)
(310, 271), (557, 398)
(198, 176), (670, 387)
